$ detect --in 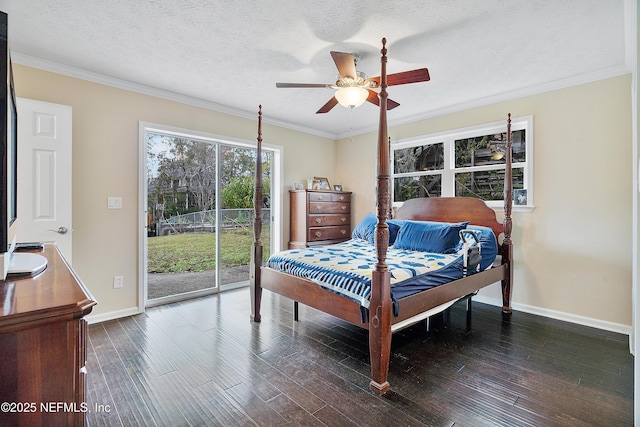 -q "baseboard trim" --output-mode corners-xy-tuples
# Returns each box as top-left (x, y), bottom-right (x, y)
(85, 295), (632, 336)
(86, 307), (142, 324)
(473, 295), (632, 336)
